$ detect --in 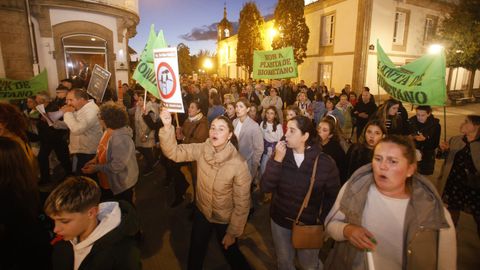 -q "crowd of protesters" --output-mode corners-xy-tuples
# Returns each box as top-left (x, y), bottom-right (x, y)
(0, 74), (479, 270)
